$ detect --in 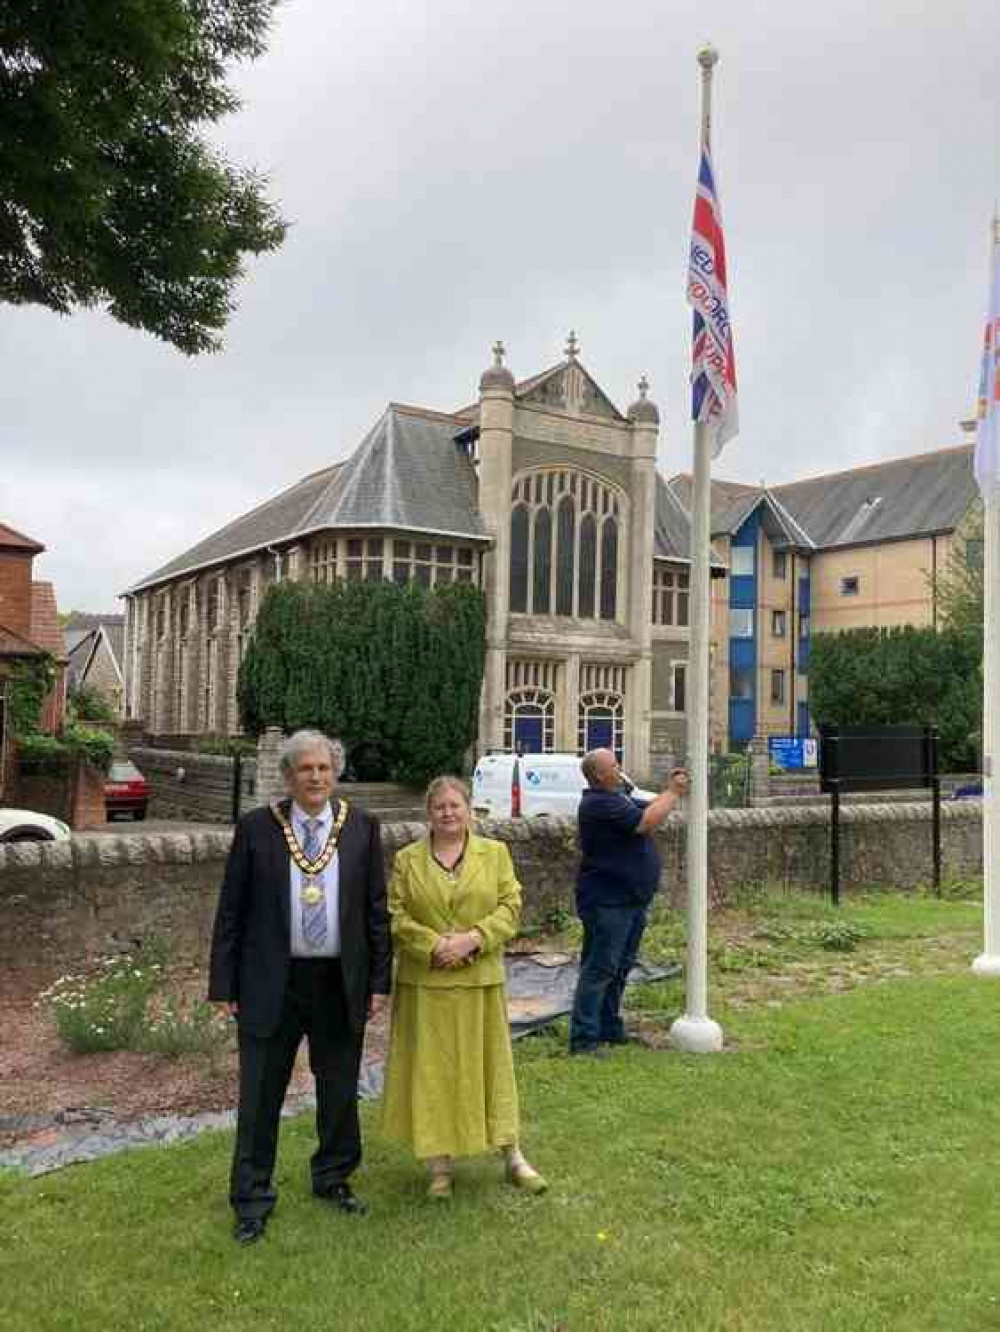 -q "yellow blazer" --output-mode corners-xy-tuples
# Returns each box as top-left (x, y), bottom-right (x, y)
(389, 834), (522, 988)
